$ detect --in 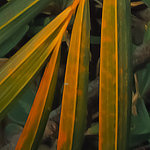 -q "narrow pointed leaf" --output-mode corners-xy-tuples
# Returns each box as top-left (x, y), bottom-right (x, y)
(0, 0), (53, 46)
(0, 3), (77, 120)
(15, 38), (62, 150)
(7, 77), (40, 126)
(57, 0), (90, 149)
(142, 0), (150, 8)
(15, 12), (73, 149)
(0, 25), (29, 57)
(99, 0), (132, 150)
